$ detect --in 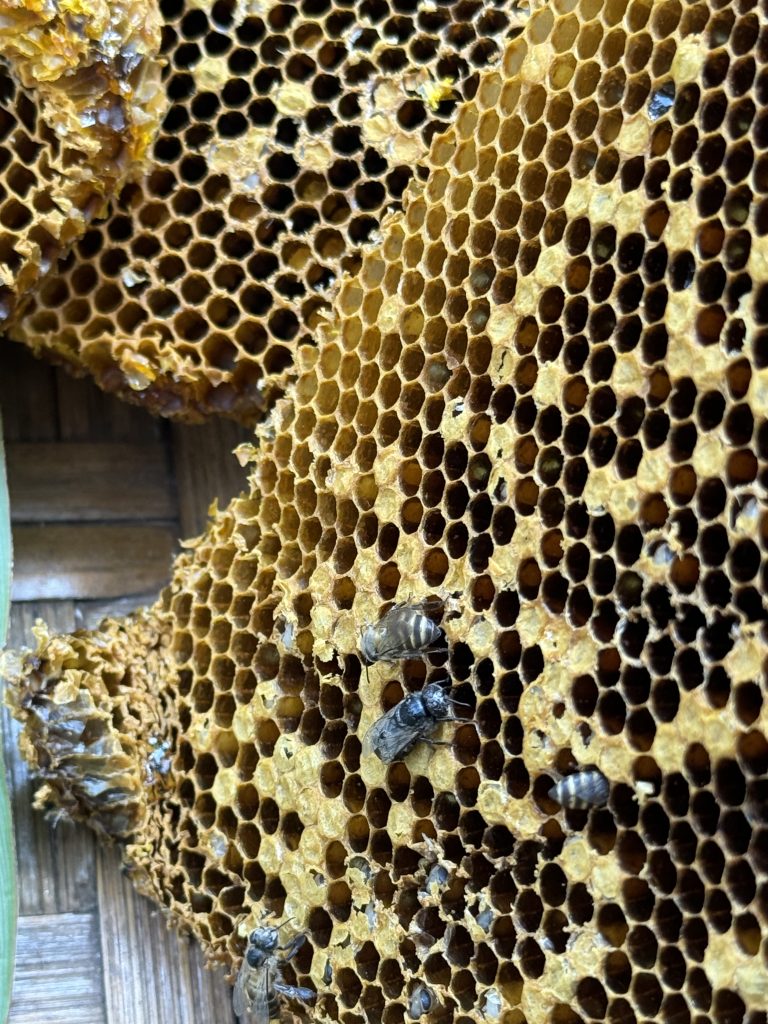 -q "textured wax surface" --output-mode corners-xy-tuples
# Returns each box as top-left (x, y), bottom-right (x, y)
(0, 0), (164, 322)
(8, 0), (523, 422)
(7, 2), (768, 1024)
